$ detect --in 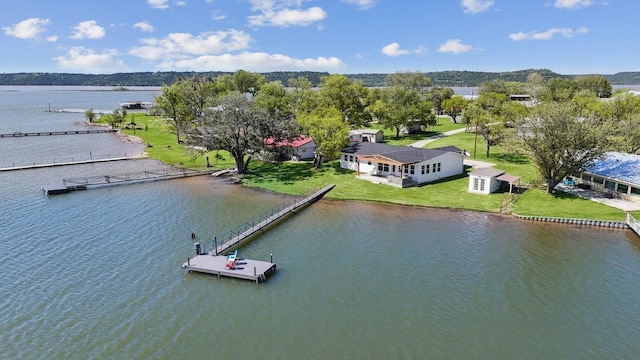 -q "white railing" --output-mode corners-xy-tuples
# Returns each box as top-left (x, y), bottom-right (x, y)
(627, 213), (640, 237)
